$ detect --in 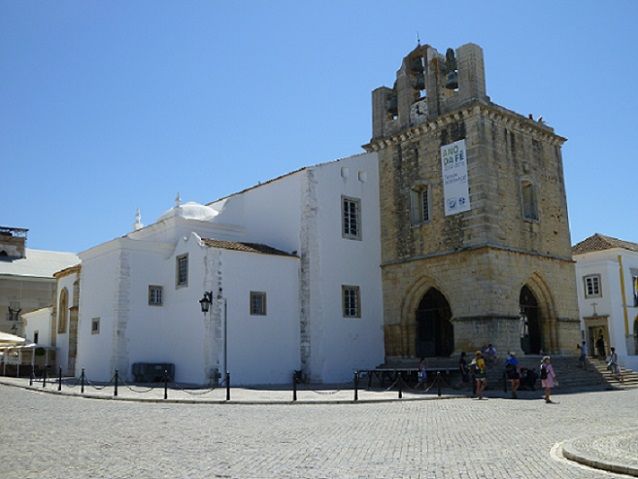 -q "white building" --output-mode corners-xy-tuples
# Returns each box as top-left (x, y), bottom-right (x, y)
(0, 226), (79, 337)
(573, 234), (638, 370)
(71, 152), (384, 385)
